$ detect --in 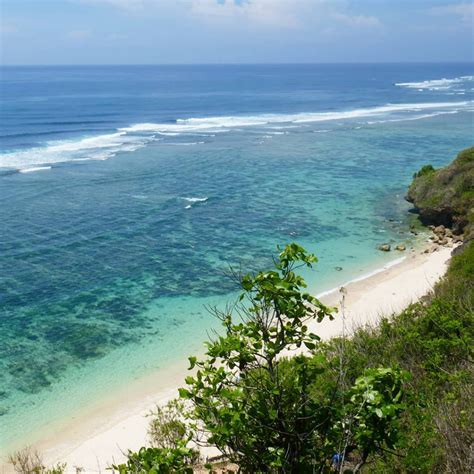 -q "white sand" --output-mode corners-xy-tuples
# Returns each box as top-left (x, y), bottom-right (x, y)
(0, 245), (453, 473)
